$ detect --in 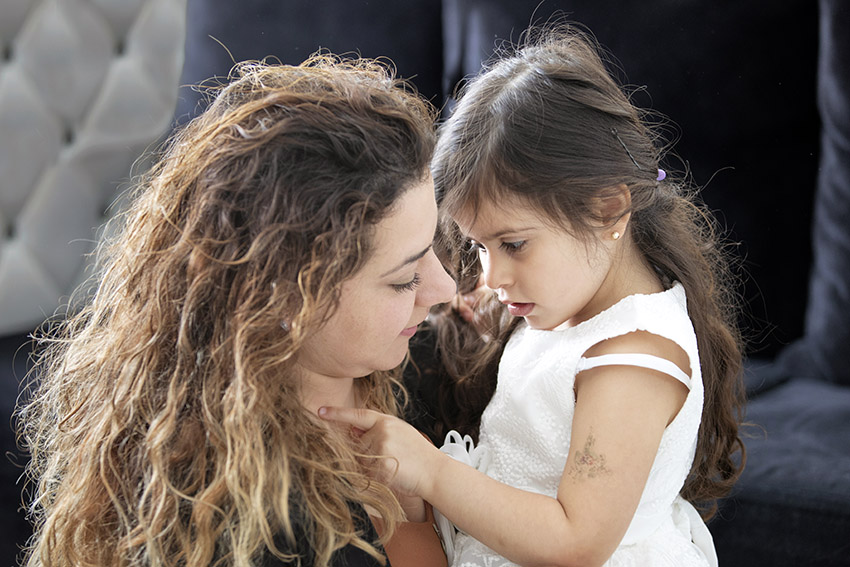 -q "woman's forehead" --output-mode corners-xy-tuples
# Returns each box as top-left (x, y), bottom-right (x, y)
(366, 179), (438, 272)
